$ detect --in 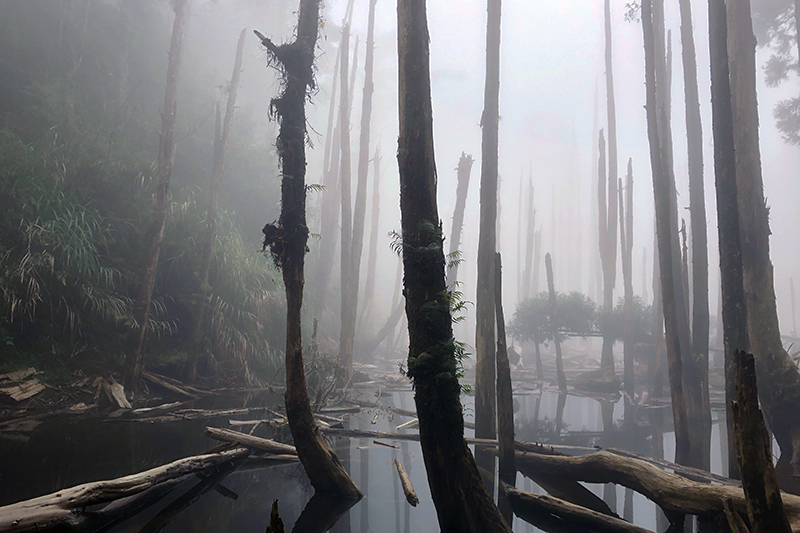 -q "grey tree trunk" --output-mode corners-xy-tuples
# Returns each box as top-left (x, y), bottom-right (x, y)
(495, 253), (516, 526)
(125, 0), (190, 392)
(447, 153), (474, 287)
(357, 147), (381, 335)
(521, 180), (535, 301)
(546, 253), (567, 391)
